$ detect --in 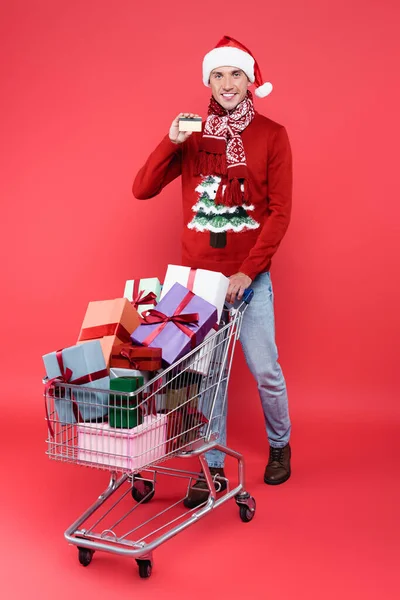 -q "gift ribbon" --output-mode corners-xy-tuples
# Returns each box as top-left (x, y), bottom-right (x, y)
(79, 322), (132, 343)
(111, 348), (161, 370)
(131, 289), (157, 311)
(140, 291), (199, 348)
(187, 268), (197, 292)
(138, 373), (165, 417)
(185, 268), (219, 333)
(133, 279), (140, 303)
(45, 349), (108, 438)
